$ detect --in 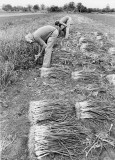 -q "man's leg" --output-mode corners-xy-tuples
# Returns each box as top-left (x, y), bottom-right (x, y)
(42, 29), (58, 68)
(65, 17), (72, 39)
